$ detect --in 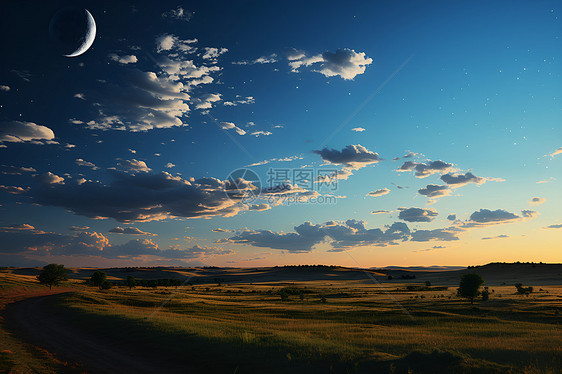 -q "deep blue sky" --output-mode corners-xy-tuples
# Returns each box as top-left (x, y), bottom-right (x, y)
(0, 1), (560, 267)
